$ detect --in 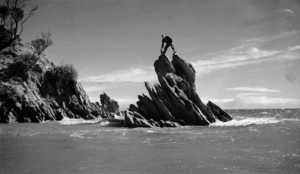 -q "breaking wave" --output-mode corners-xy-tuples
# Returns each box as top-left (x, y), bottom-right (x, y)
(210, 117), (281, 127)
(58, 118), (103, 125)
